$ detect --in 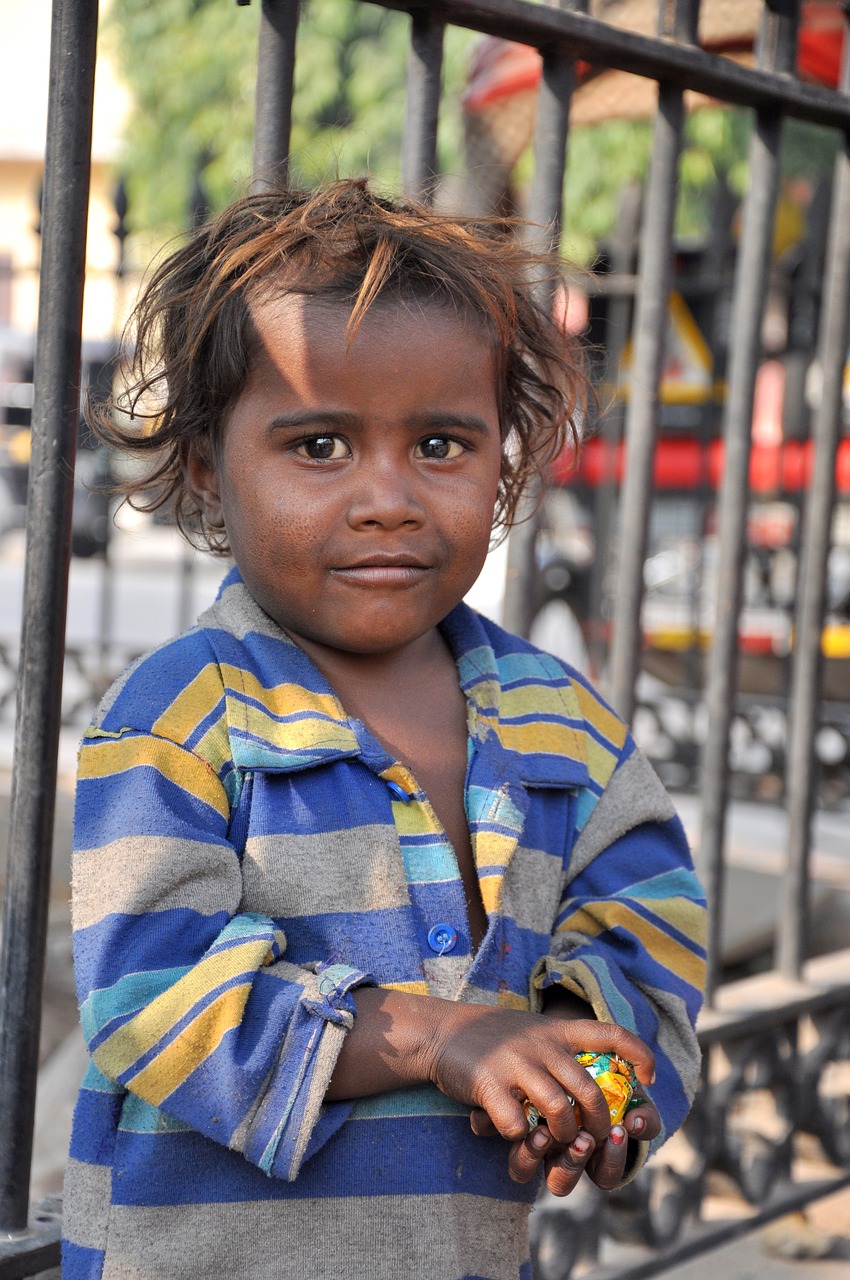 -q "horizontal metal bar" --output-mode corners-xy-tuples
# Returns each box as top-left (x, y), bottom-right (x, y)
(374, 0), (850, 129)
(588, 1171), (850, 1280)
